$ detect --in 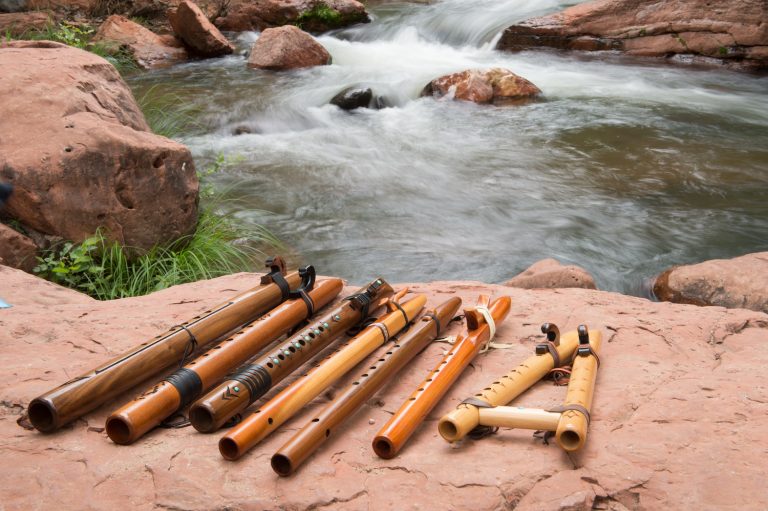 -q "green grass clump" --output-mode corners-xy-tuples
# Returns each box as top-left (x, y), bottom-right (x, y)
(135, 85), (203, 138)
(295, 2), (343, 29)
